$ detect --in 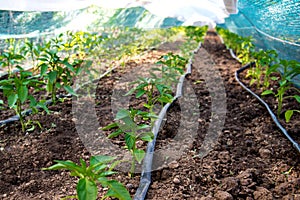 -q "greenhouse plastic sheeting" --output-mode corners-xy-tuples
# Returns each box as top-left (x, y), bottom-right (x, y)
(0, 0), (234, 38)
(0, 0), (299, 62)
(221, 0), (300, 62)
